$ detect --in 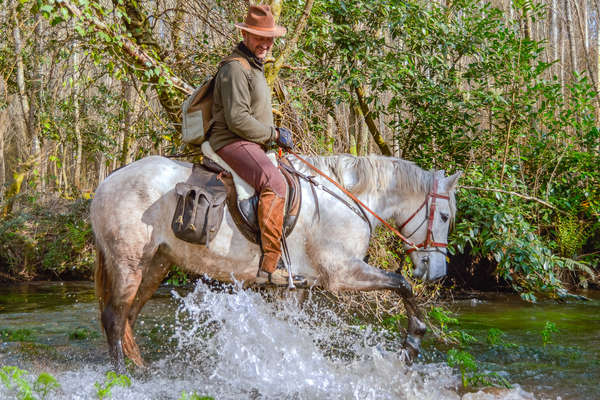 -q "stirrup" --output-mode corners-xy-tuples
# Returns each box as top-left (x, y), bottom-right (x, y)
(255, 265), (306, 287)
